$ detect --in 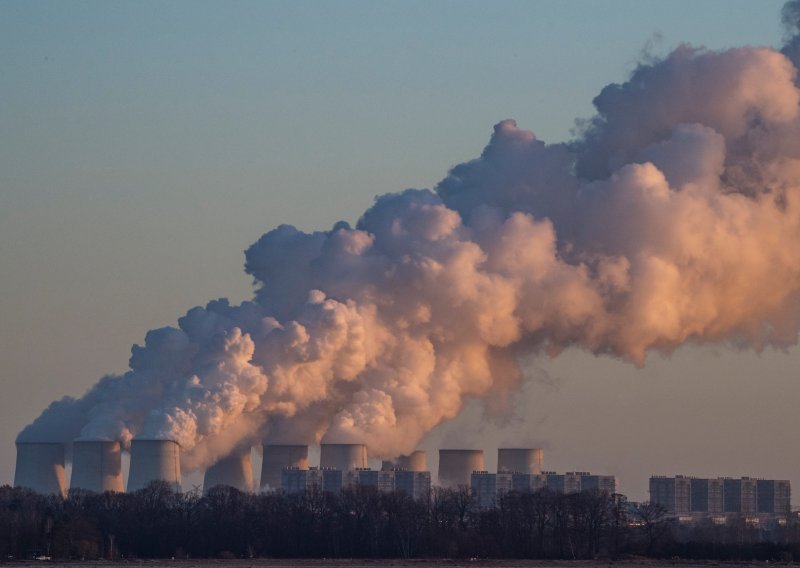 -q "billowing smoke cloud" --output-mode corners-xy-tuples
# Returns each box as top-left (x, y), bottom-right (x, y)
(19, 3), (800, 472)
